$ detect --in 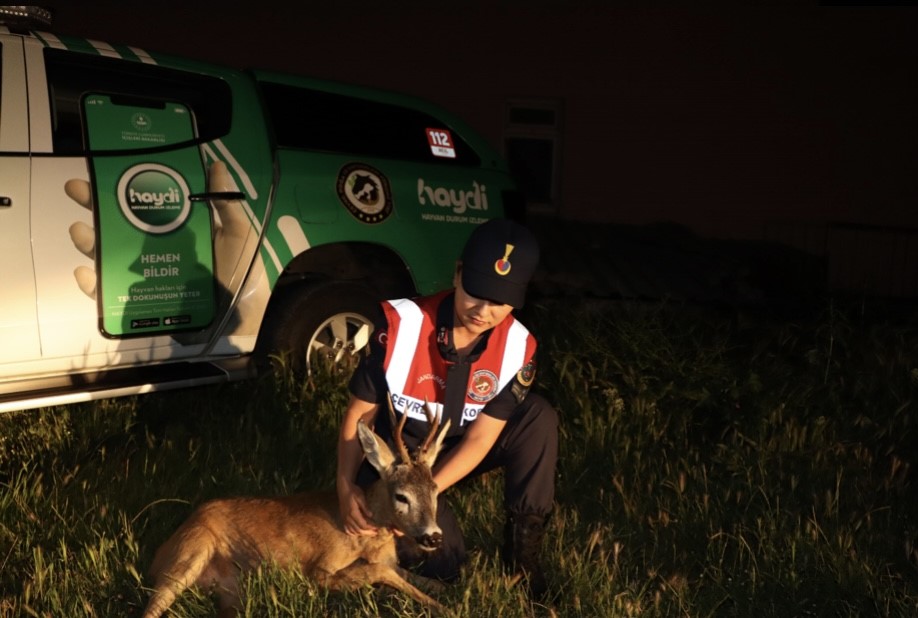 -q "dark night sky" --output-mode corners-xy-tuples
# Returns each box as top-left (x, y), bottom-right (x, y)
(46, 3), (918, 235)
